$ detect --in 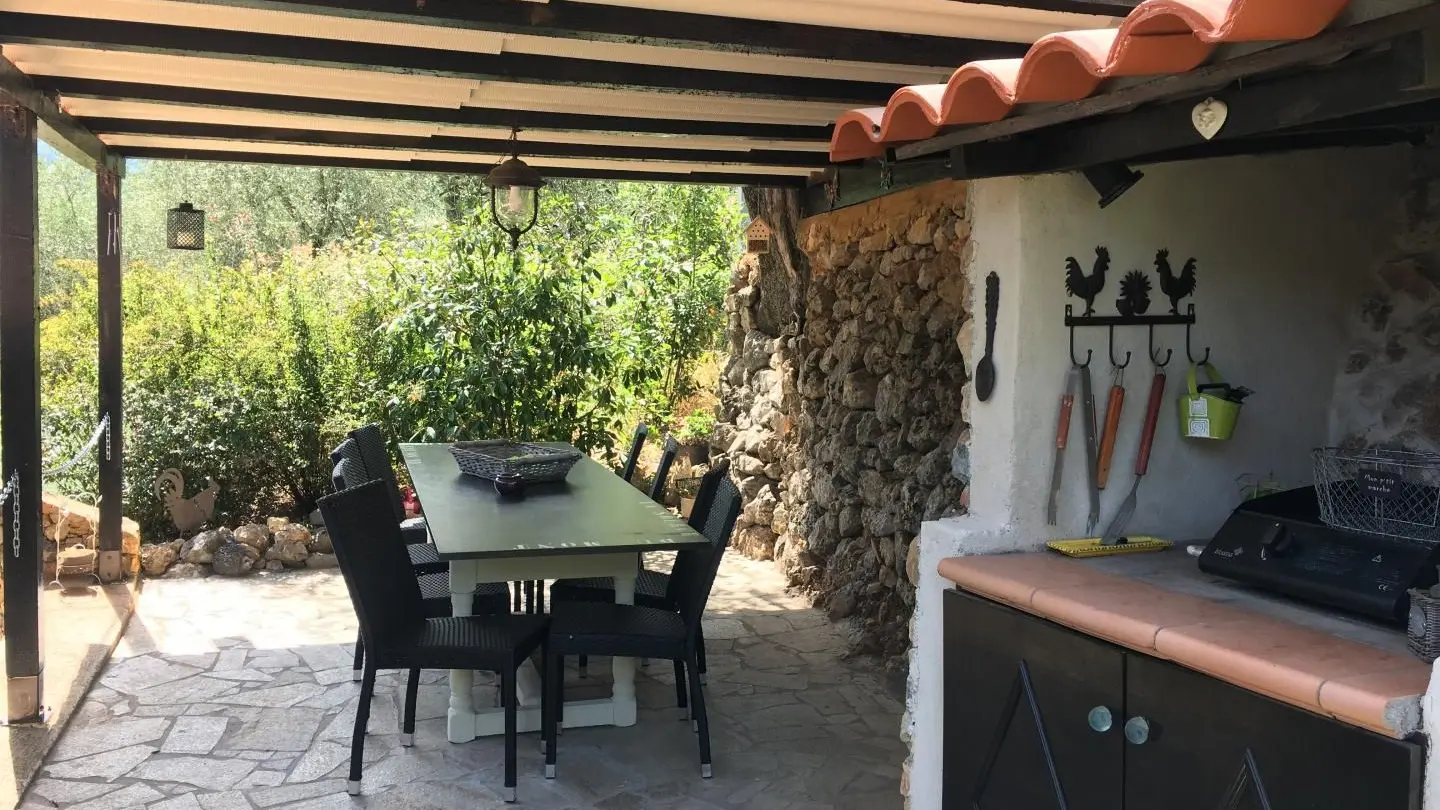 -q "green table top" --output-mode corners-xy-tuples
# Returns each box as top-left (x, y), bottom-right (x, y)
(400, 442), (709, 560)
